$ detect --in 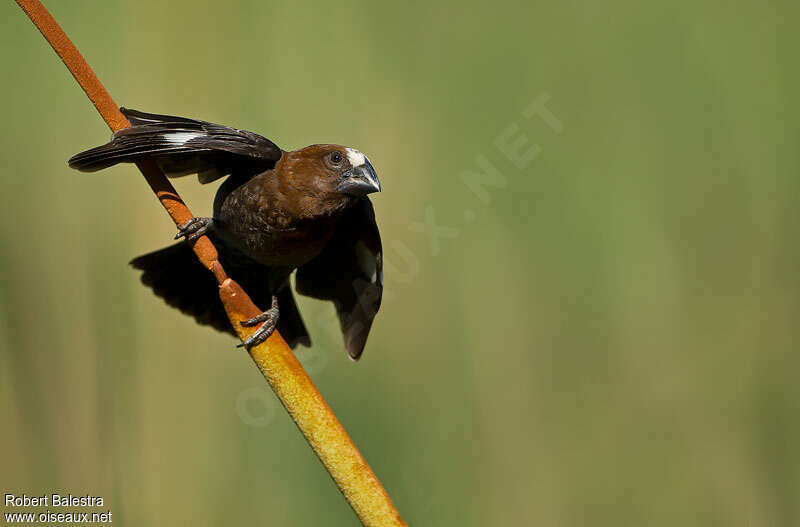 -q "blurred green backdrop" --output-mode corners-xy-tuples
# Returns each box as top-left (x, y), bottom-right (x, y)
(1, 1), (795, 525)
